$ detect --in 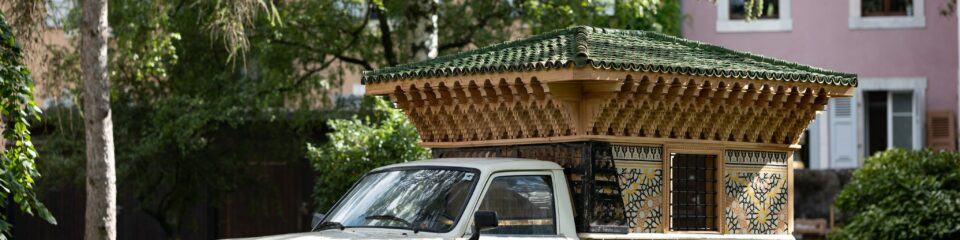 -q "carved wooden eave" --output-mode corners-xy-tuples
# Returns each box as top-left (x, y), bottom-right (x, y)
(366, 67), (852, 149)
(361, 26), (857, 149)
